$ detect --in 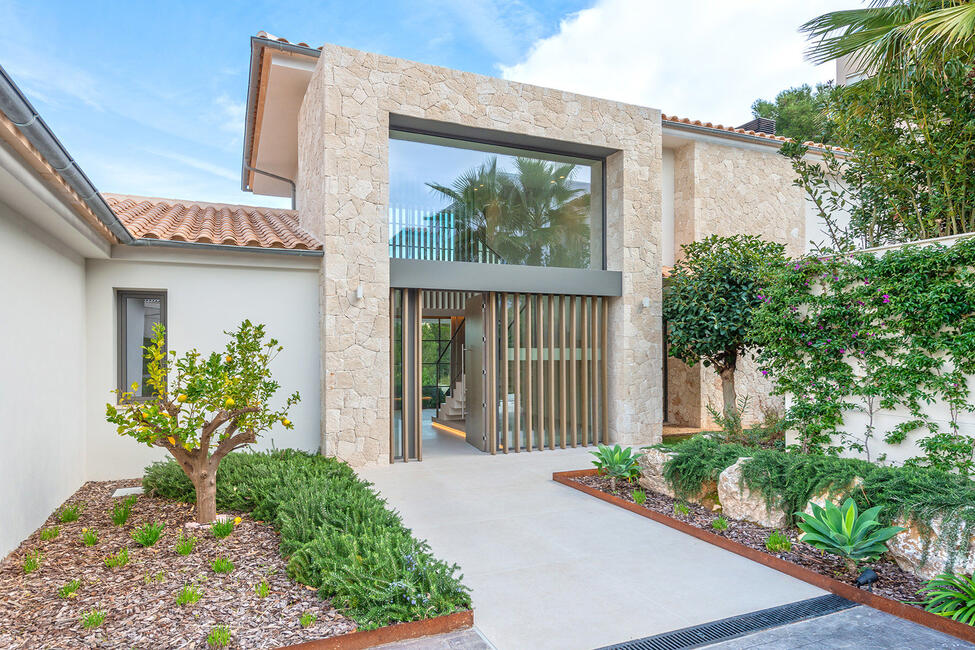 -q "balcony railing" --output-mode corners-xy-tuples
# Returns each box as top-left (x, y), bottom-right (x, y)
(388, 207), (505, 264)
